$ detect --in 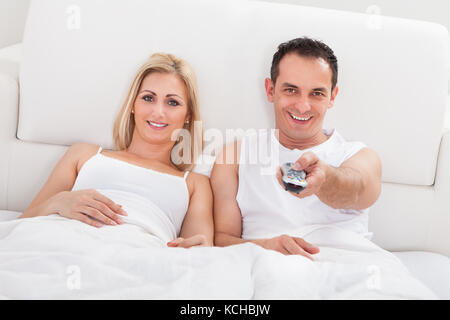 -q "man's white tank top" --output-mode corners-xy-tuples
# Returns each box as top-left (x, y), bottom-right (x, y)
(71, 146), (189, 240)
(236, 128), (373, 240)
